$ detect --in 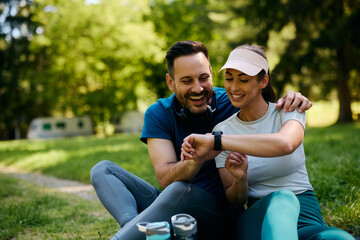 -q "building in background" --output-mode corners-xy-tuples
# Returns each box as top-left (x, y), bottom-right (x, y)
(27, 116), (93, 139)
